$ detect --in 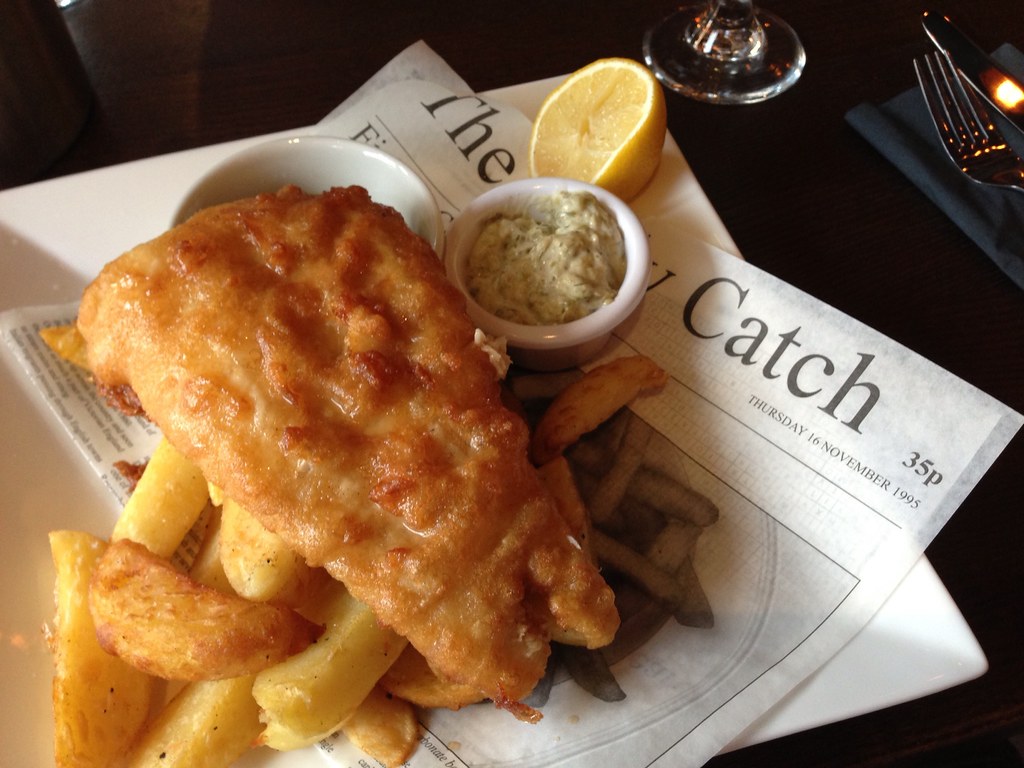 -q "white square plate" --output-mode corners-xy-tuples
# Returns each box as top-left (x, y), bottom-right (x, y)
(0, 77), (987, 767)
